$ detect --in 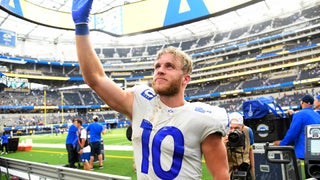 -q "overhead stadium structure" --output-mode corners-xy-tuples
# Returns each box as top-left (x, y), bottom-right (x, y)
(0, 0), (320, 132)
